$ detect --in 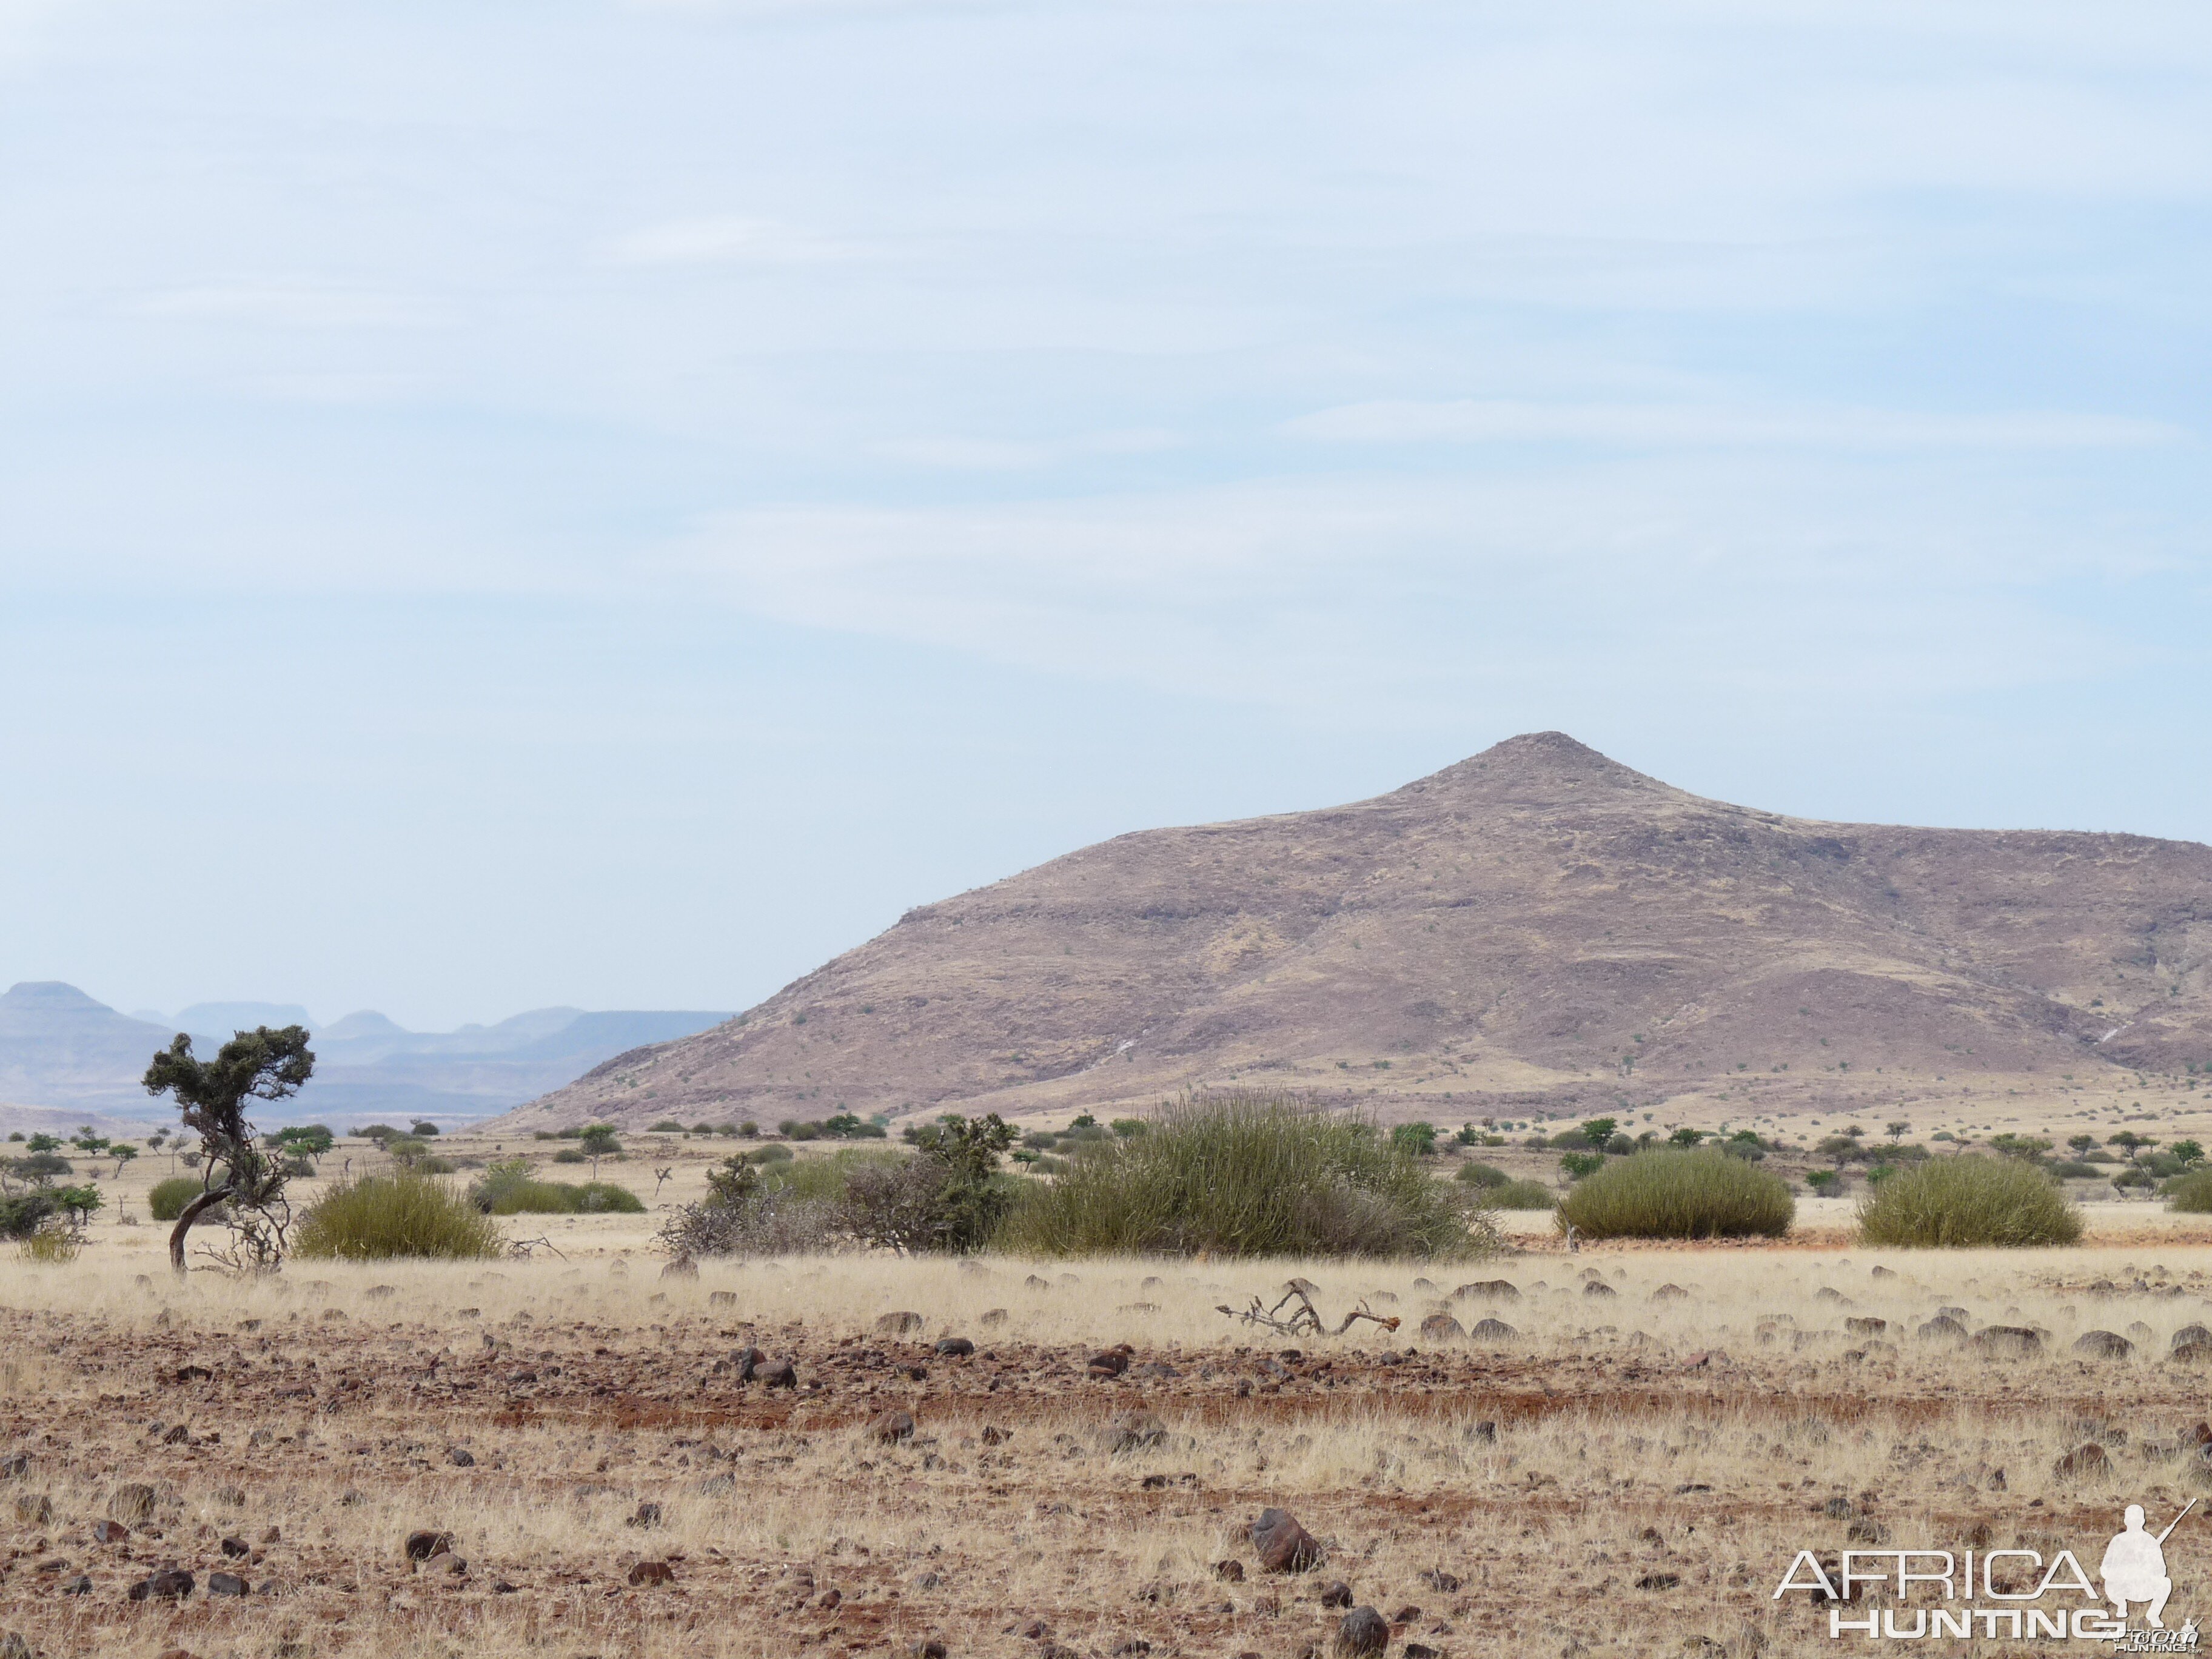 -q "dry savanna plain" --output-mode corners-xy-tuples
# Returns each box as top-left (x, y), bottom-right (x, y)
(12, 1128), (2212, 1659)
